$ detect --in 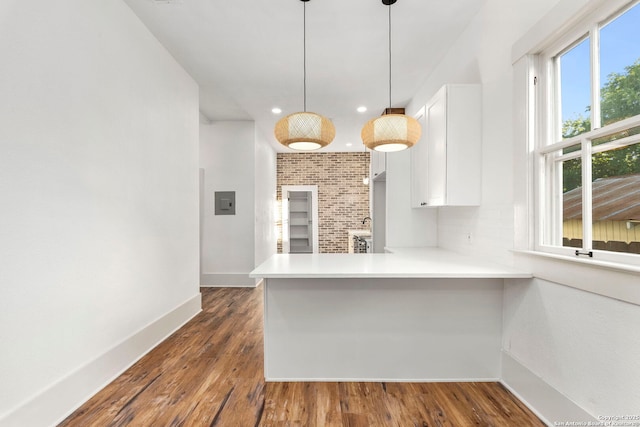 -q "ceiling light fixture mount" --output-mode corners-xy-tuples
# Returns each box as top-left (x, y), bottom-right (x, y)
(274, 0), (335, 151)
(361, 0), (421, 152)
